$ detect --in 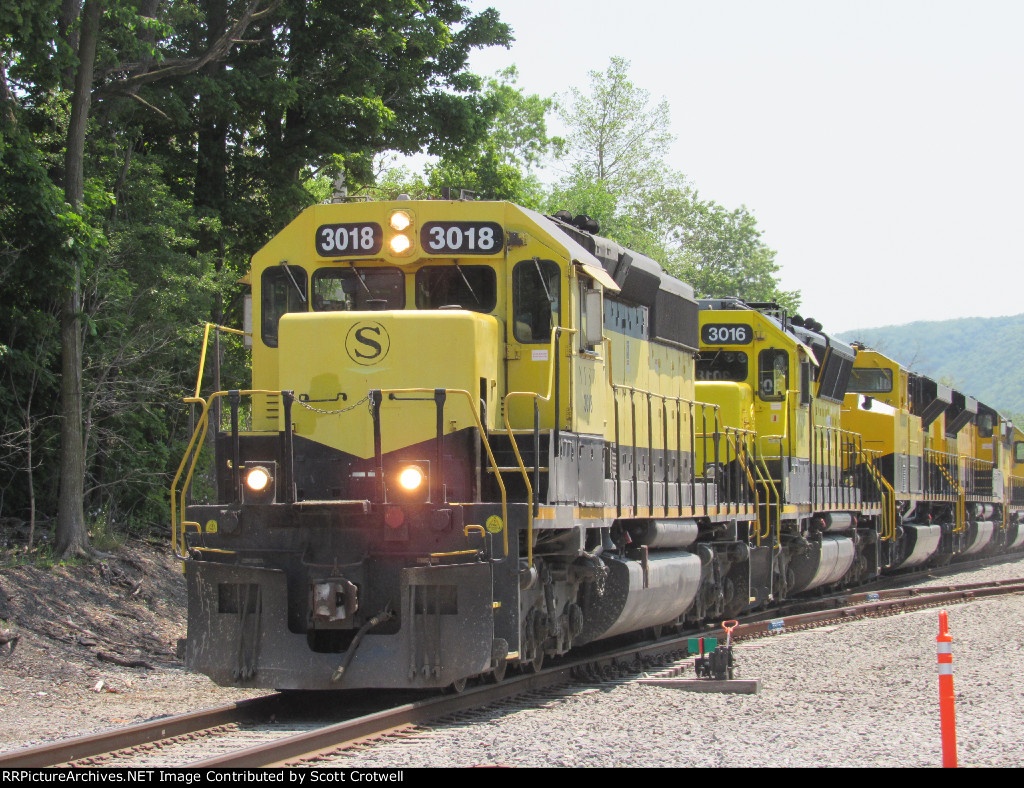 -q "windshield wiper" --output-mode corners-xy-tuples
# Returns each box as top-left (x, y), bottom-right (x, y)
(348, 262), (372, 295)
(532, 257), (552, 304)
(453, 260), (481, 304)
(279, 260), (307, 303)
